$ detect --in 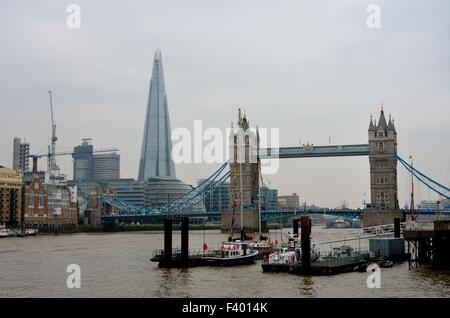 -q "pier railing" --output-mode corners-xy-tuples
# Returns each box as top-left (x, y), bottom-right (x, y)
(405, 222), (434, 231)
(152, 247), (219, 258)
